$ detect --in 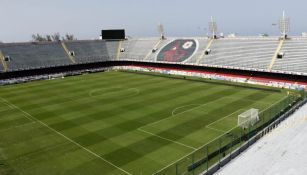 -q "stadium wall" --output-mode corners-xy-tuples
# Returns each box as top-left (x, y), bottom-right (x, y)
(1, 61), (306, 90)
